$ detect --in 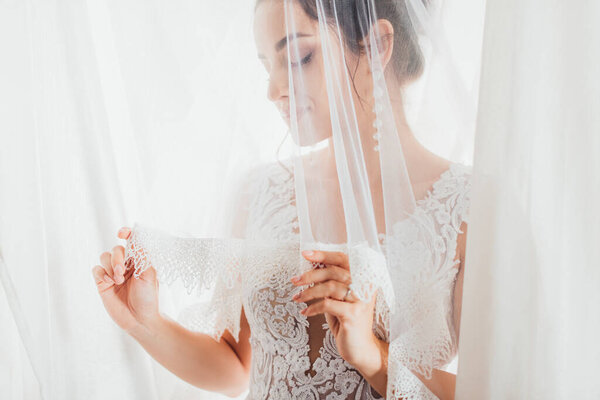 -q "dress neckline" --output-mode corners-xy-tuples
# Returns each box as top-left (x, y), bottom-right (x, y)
(376, 161), (470, 240)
